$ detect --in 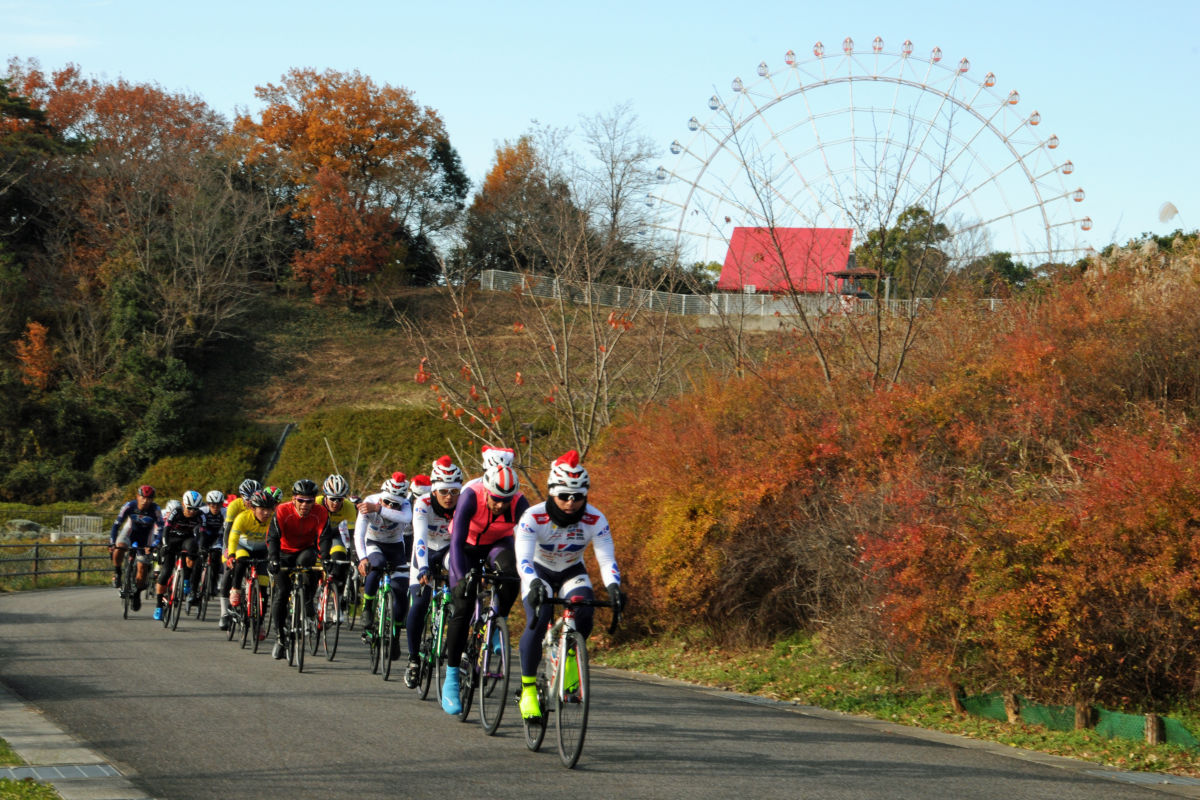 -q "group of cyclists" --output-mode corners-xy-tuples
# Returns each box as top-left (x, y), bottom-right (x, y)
(108, 446), (626, 724)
